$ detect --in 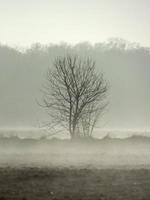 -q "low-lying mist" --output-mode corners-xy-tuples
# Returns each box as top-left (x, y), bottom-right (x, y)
(0, 131), (150, 169)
